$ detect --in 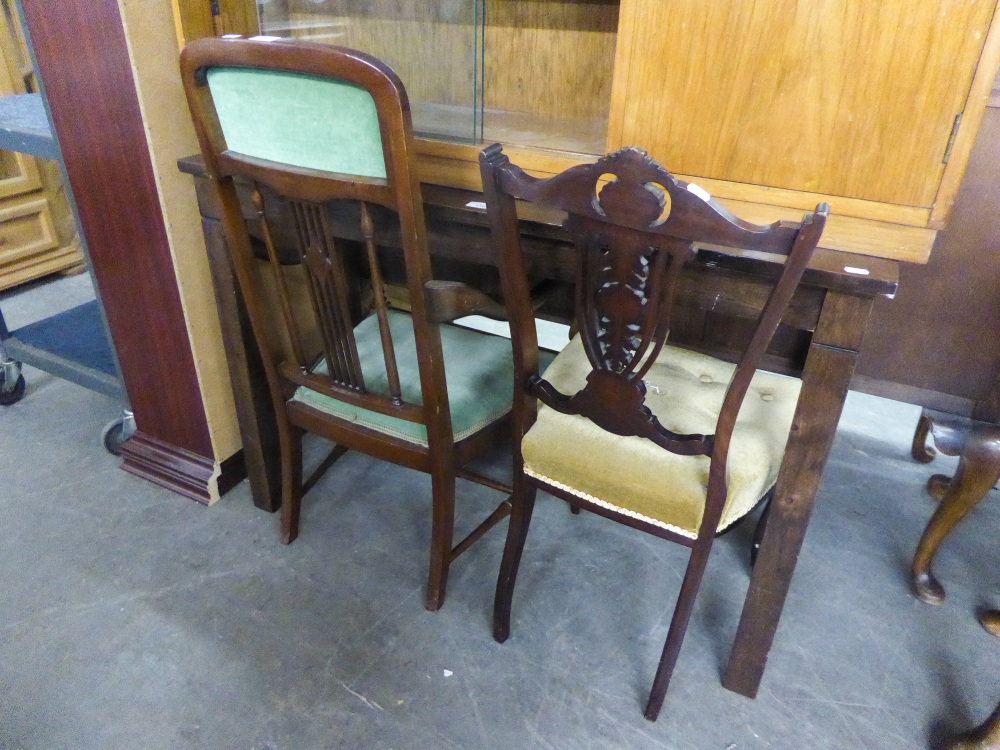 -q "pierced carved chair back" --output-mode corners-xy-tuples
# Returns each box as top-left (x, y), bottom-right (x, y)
(481, 144), (827, 539)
